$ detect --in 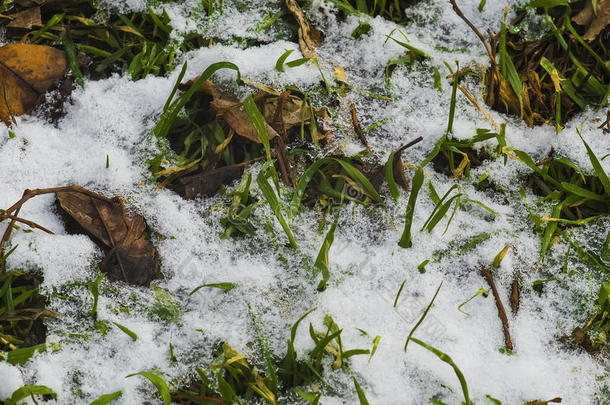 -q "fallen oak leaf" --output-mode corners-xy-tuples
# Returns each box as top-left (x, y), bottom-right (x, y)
(572, 0), (610, 41)
(282, 0), (322, 58)
(0, 43), (68, 124)
(56, 190), (160, 286)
